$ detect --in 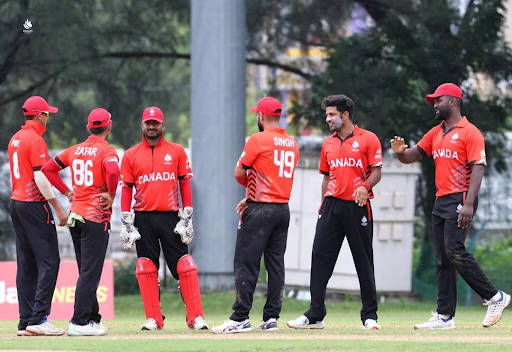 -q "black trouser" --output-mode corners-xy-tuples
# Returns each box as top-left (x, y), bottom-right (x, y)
(432, 192), (497, 316)
(10, 200), (60, 330)
(69, 219), (110, 326)
(305, 196), (377, 323)
(134, 211), (188, 280)
(231, 202), (290, 322)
